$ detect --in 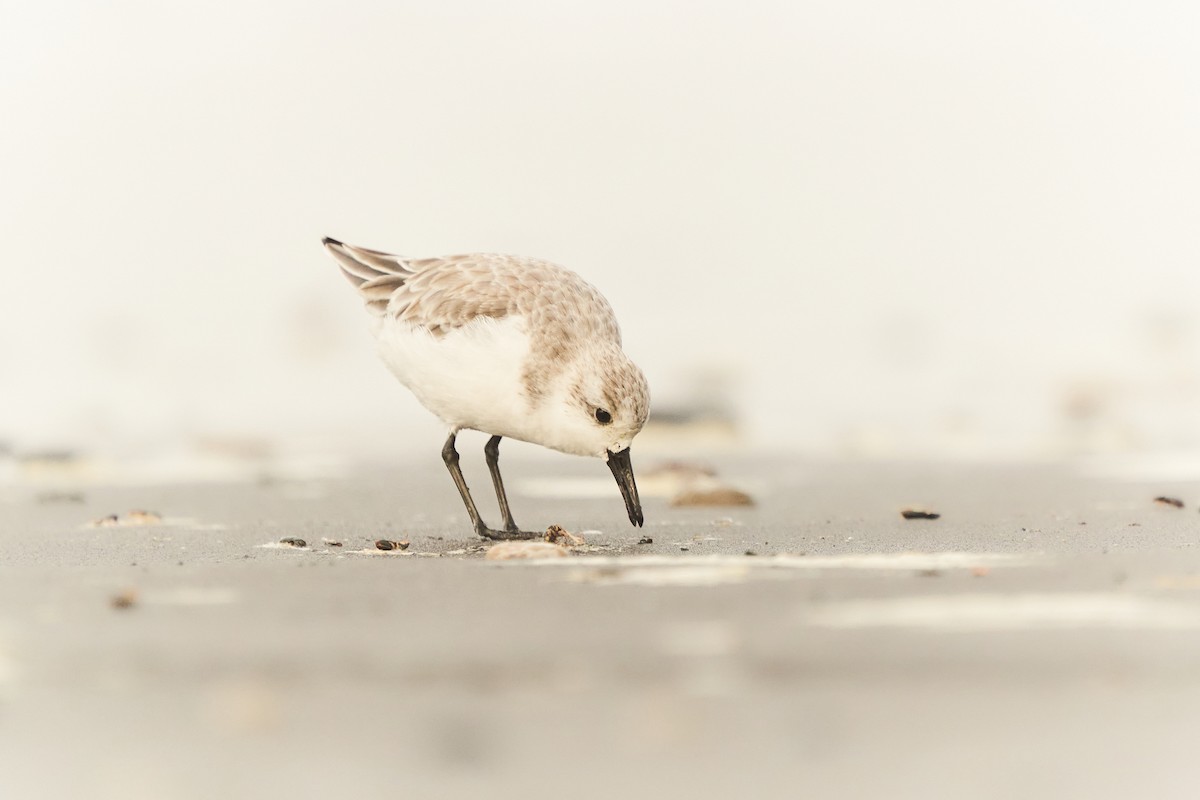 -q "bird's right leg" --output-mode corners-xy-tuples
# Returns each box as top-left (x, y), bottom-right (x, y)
(441, 432), (537, 541)
(441, 431), (487, 535)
